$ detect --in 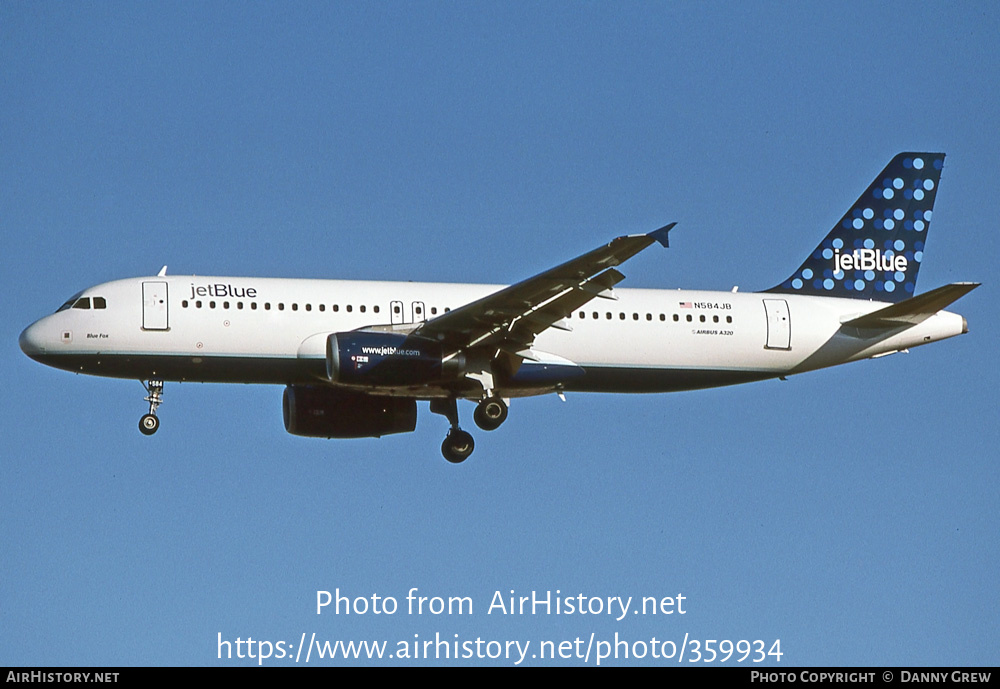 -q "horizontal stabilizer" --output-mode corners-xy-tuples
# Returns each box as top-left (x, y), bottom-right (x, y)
(841, 282), (979, 329)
